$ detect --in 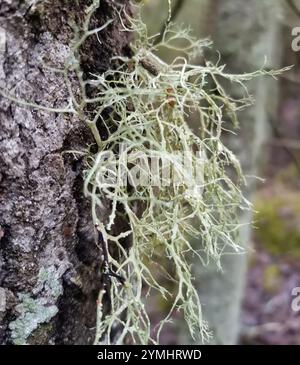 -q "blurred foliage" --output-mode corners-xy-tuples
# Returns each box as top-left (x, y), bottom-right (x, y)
(276, 164), (300, 189)
(255, 182), (300, 257)
(262, 264), (282, 293)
